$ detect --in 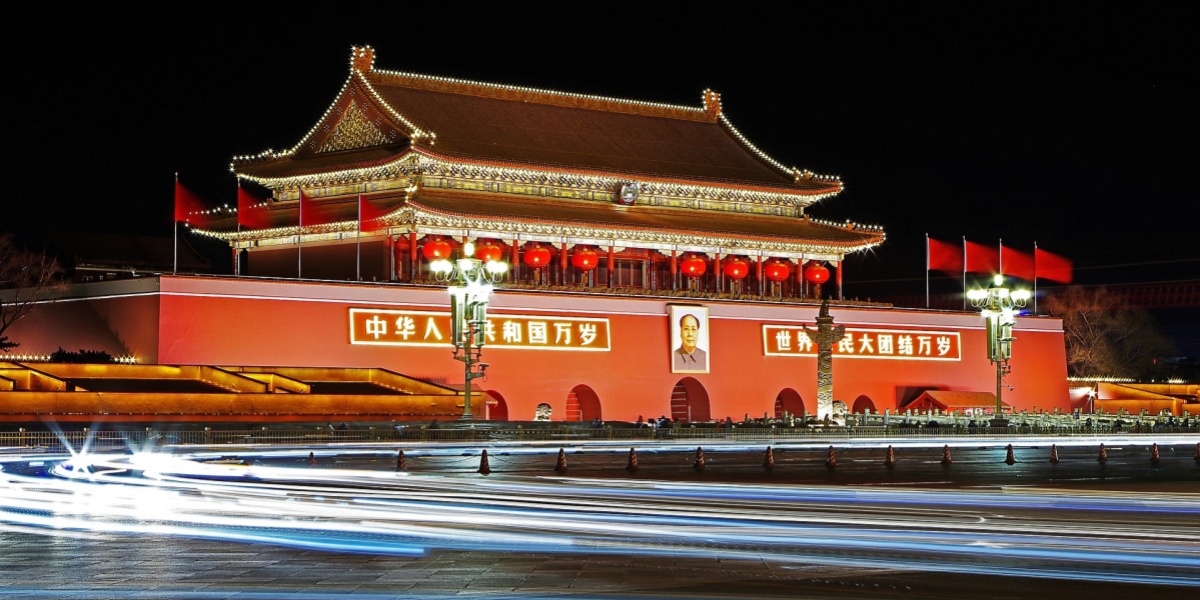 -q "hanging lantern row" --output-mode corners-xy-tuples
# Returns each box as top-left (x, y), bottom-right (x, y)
(571, 246), (599, 271)
(420, 241), (833, 281)
(804, 262), (831, 284)
(523, 245), (552, 268)
(421, 237), (452, 261)
(475, 241), (504, 263)
(722, 257), (749, 280)
(763, 260), (790, 282)
(679, 254), (707, 278)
